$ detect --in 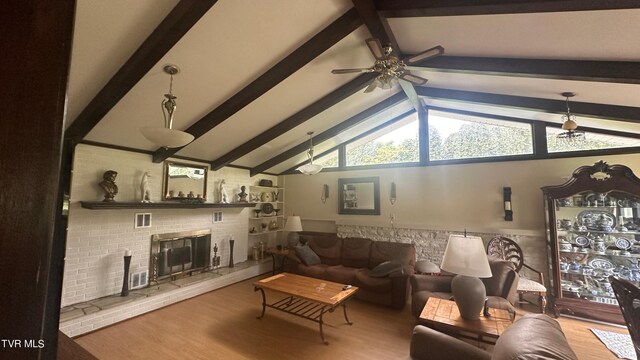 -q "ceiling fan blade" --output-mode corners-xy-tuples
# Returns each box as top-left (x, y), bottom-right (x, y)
(365, 38), (386, 60)
(398, 72), (428, 86)
(331, 68), (374, 74)
(364, 80), (378, 93)
(404, 45), (445, 64)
